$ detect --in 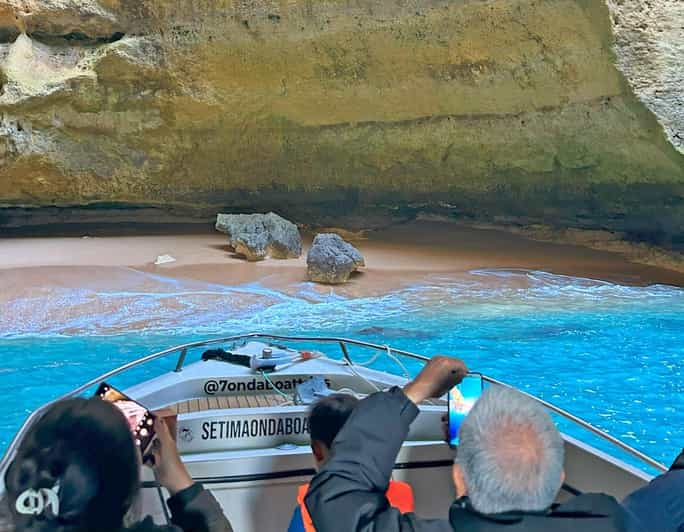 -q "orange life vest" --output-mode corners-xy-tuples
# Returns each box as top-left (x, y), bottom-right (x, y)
(296, 480), (415, 532)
